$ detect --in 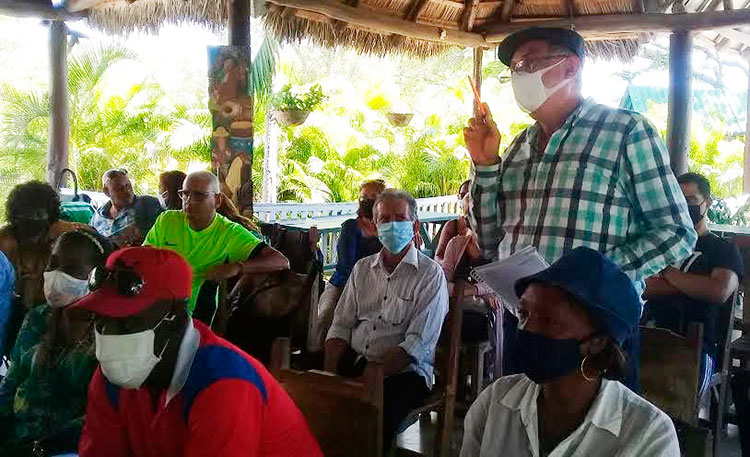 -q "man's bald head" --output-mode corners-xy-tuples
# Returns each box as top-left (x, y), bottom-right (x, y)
(182, 171), (222, 231)
(185, 171), (220, 194)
